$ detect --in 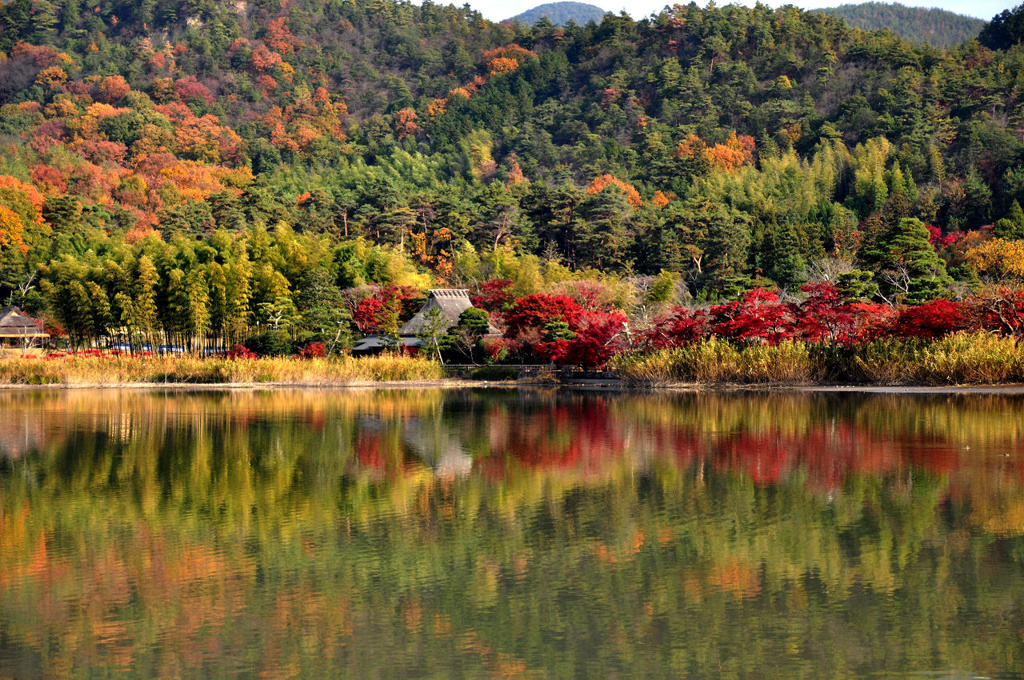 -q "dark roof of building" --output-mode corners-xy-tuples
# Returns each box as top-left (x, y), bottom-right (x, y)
(397, 289), (477, 336)
(0, 307), (48, 337)
(351, 336), (425, 353)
